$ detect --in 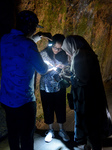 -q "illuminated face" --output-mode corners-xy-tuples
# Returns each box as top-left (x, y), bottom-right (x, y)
(52, 42), (62, 54)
